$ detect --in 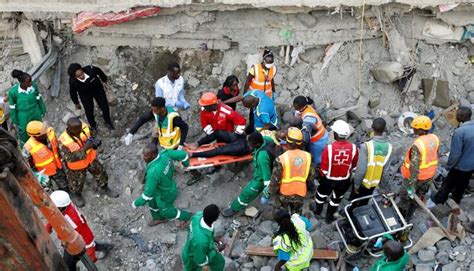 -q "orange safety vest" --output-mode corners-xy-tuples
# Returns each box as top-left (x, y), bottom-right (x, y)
(58, 123), (96, 170)
(279, 149), (312, 197)
(401, 134), (439, 181)
(249, 63), (277, 99)
(23, 127), (62, 176)
(301, 105), (326, 143)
